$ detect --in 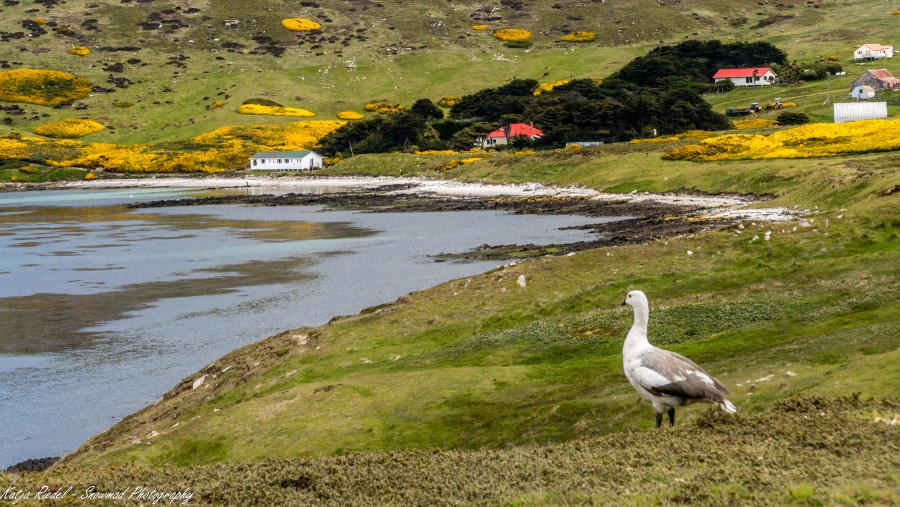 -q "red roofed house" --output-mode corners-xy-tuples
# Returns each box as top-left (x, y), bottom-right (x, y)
(479, 122), (544, 148)
(853, 44), (894, 61)
(713, 67), (777, 87)
(851, 69), (900, 91)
